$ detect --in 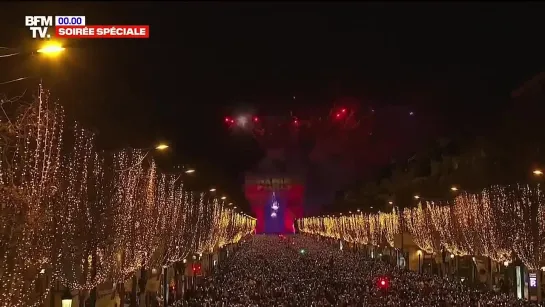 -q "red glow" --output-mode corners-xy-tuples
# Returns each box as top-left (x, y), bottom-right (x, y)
(245, 180), (304, 234)
(224, 117), (231, 123)
(341, 108), (346, 113)
(336, 113), (341, 118)
(294, 120), (298, 125)
(253, 117), (259, 122)
(192, 264), (202, 276)
(377, 277), (389, 289)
